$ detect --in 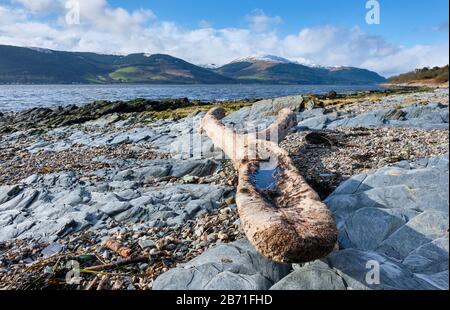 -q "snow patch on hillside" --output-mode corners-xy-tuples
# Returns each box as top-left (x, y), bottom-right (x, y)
(231, 54), (293, 64)
(229, 54), (344, 70)
(27, 47), (53, 54)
